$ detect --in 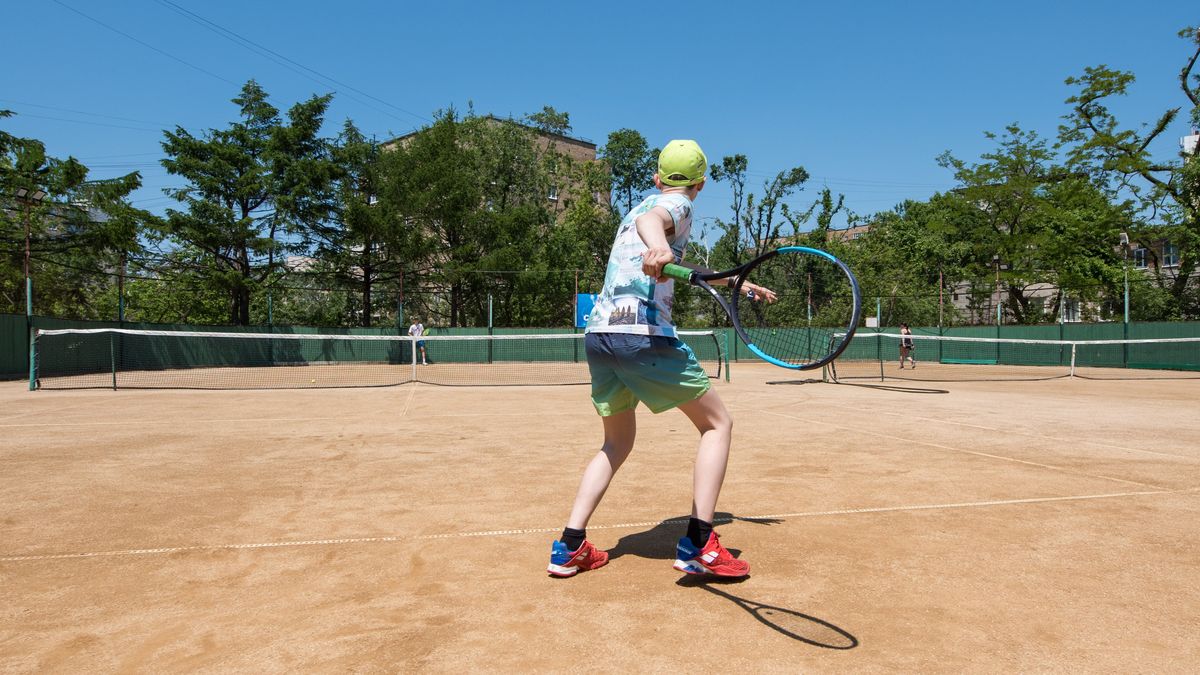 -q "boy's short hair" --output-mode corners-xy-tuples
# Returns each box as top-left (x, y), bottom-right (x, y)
(658, 140), (708, 187)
